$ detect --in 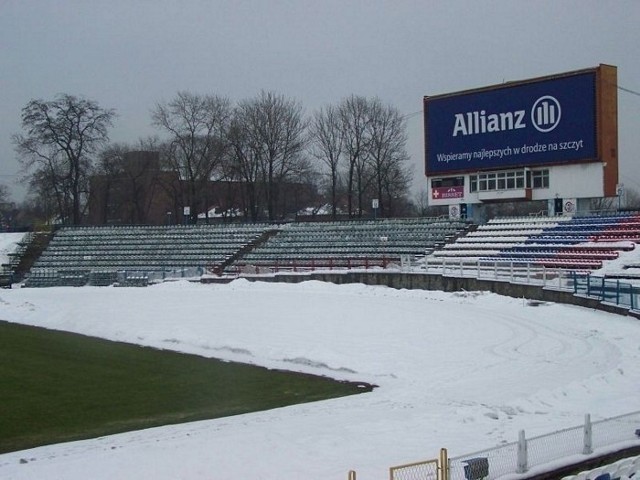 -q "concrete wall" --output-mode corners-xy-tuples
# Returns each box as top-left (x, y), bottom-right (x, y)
(208, 271), (634, 318)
